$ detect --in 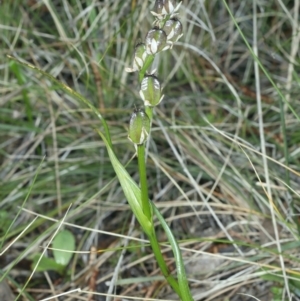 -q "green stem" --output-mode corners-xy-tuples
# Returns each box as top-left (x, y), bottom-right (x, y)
(137, 144), (182, 298)
(137, 144), (152, 221)
(138, 55), (155, 83)
(148, 230), (182, 298)
(145, 106), (153, 122)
